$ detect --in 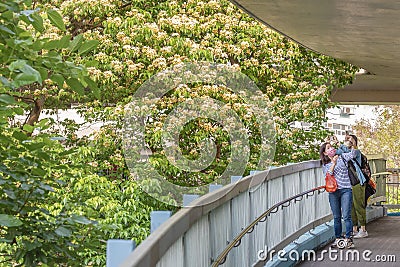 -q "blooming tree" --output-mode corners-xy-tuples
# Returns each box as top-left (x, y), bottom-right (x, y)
(353, 106), (400, 168)
(0, 0), (358, 265)
(50, 0), (357, 163)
